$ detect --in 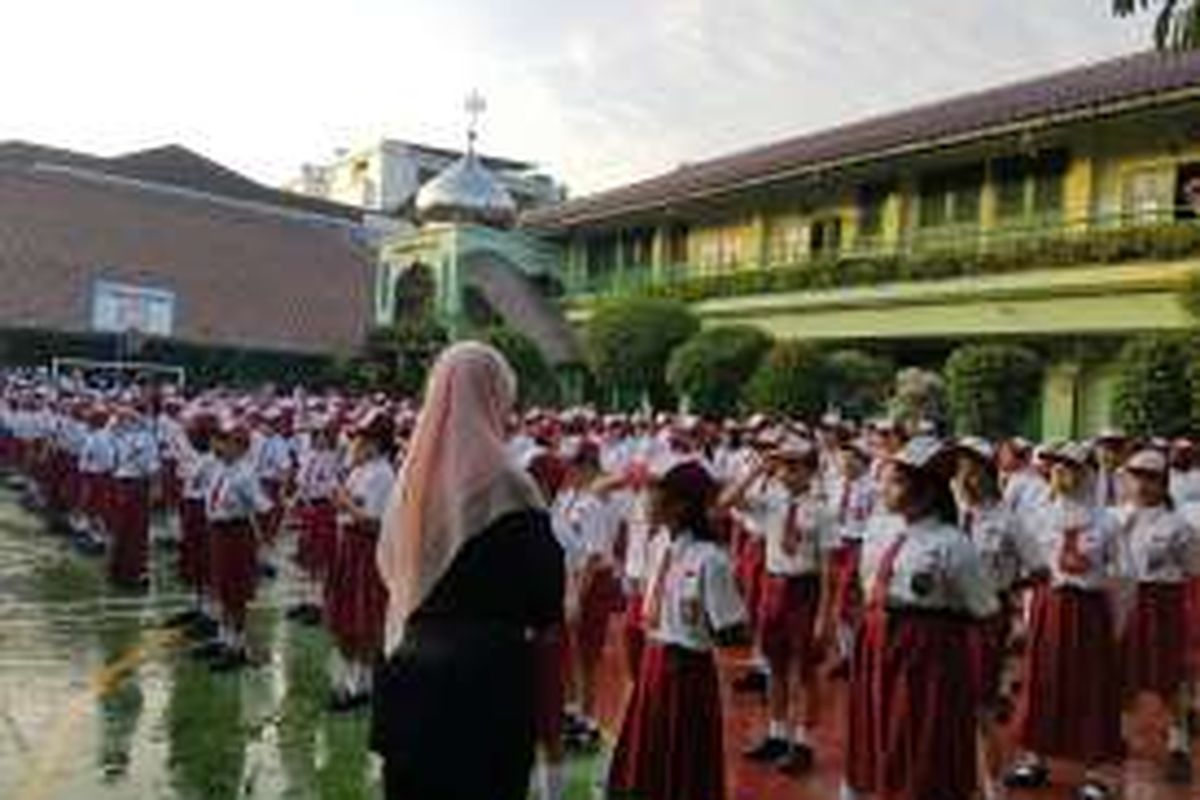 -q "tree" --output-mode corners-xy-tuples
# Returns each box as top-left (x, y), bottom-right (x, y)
(943, 344), (1043, 438)
(361, 318), (449, 395)
(483, 325), (561, 408)
(822, 349), (894, 421)
(888, 367), (948, 430)
(742, 341), (827, 418)
(1114, 0), (1200, 49)
(666, 325), (773, 418)
(584, 297), (700, 409)
(1113, 333), (1193, 437)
